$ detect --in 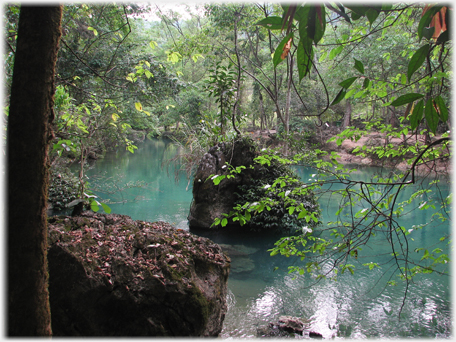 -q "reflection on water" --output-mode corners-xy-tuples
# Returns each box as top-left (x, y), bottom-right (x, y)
(84, 139), (451, 338)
